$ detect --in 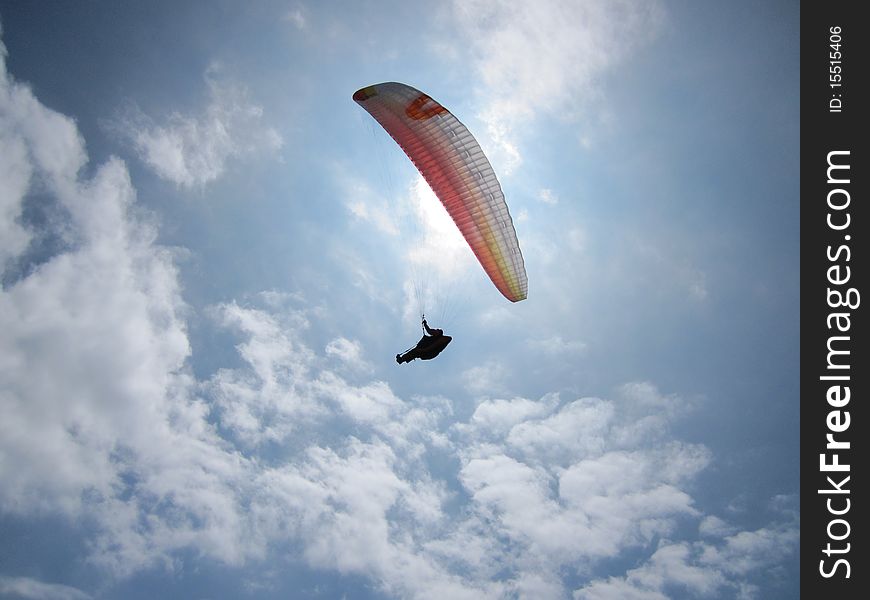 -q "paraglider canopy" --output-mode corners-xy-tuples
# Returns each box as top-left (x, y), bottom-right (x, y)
(353, 82), (528, 302)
